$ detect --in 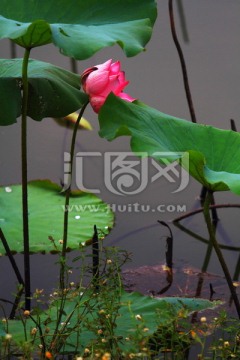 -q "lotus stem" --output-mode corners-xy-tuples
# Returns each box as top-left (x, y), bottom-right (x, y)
(60, 101), (89, 290)
(22, 47), (31, 310)
(168, 0), (196, 123)
(53, 101), (89, 346)
(173, 203), (240, 223)
(176, 0), (189, 43)
(0, 228), (24, 286)
(92, 225), (100, 291)
(203, 190), (240, 318)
